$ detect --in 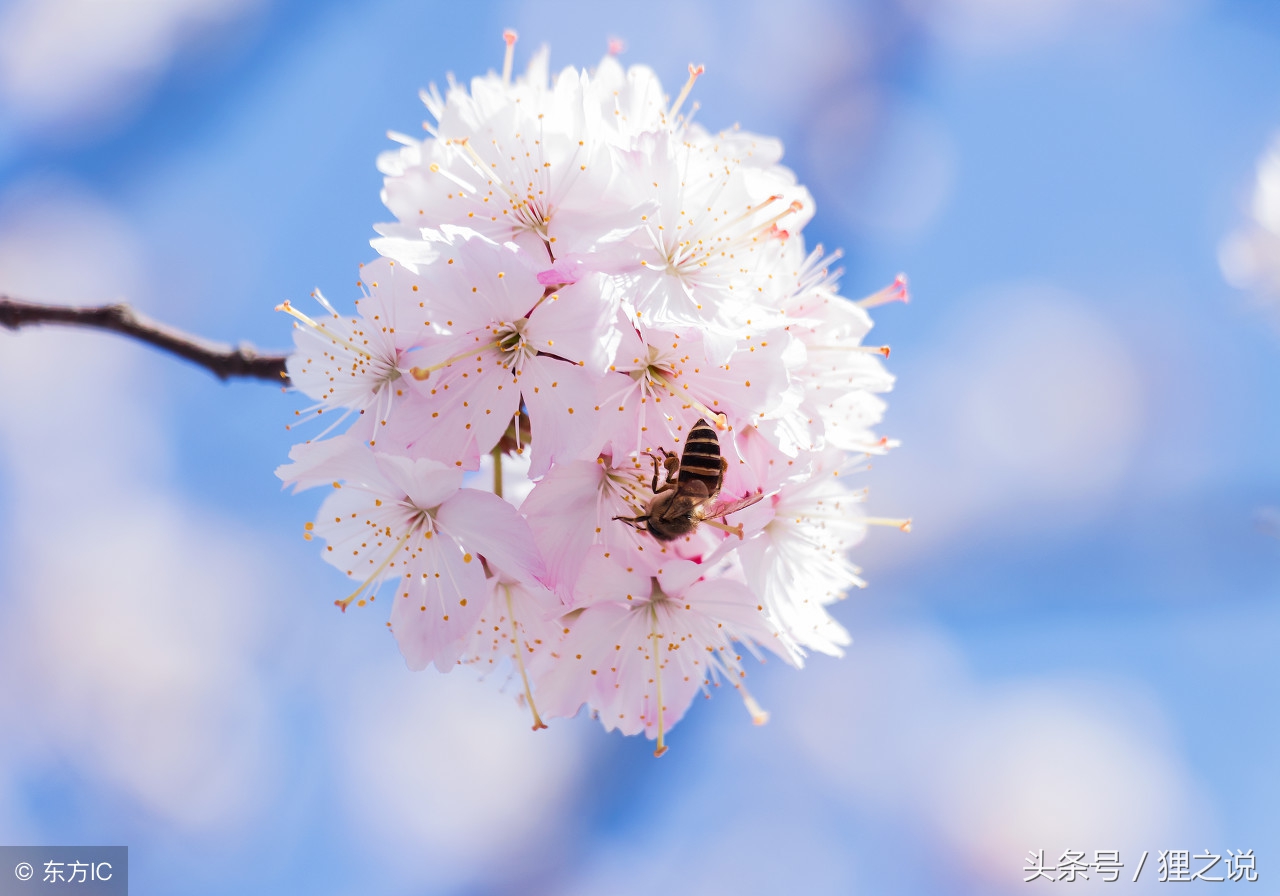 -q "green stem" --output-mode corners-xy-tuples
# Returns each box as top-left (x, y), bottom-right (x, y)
(492, 445), (504, 499)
